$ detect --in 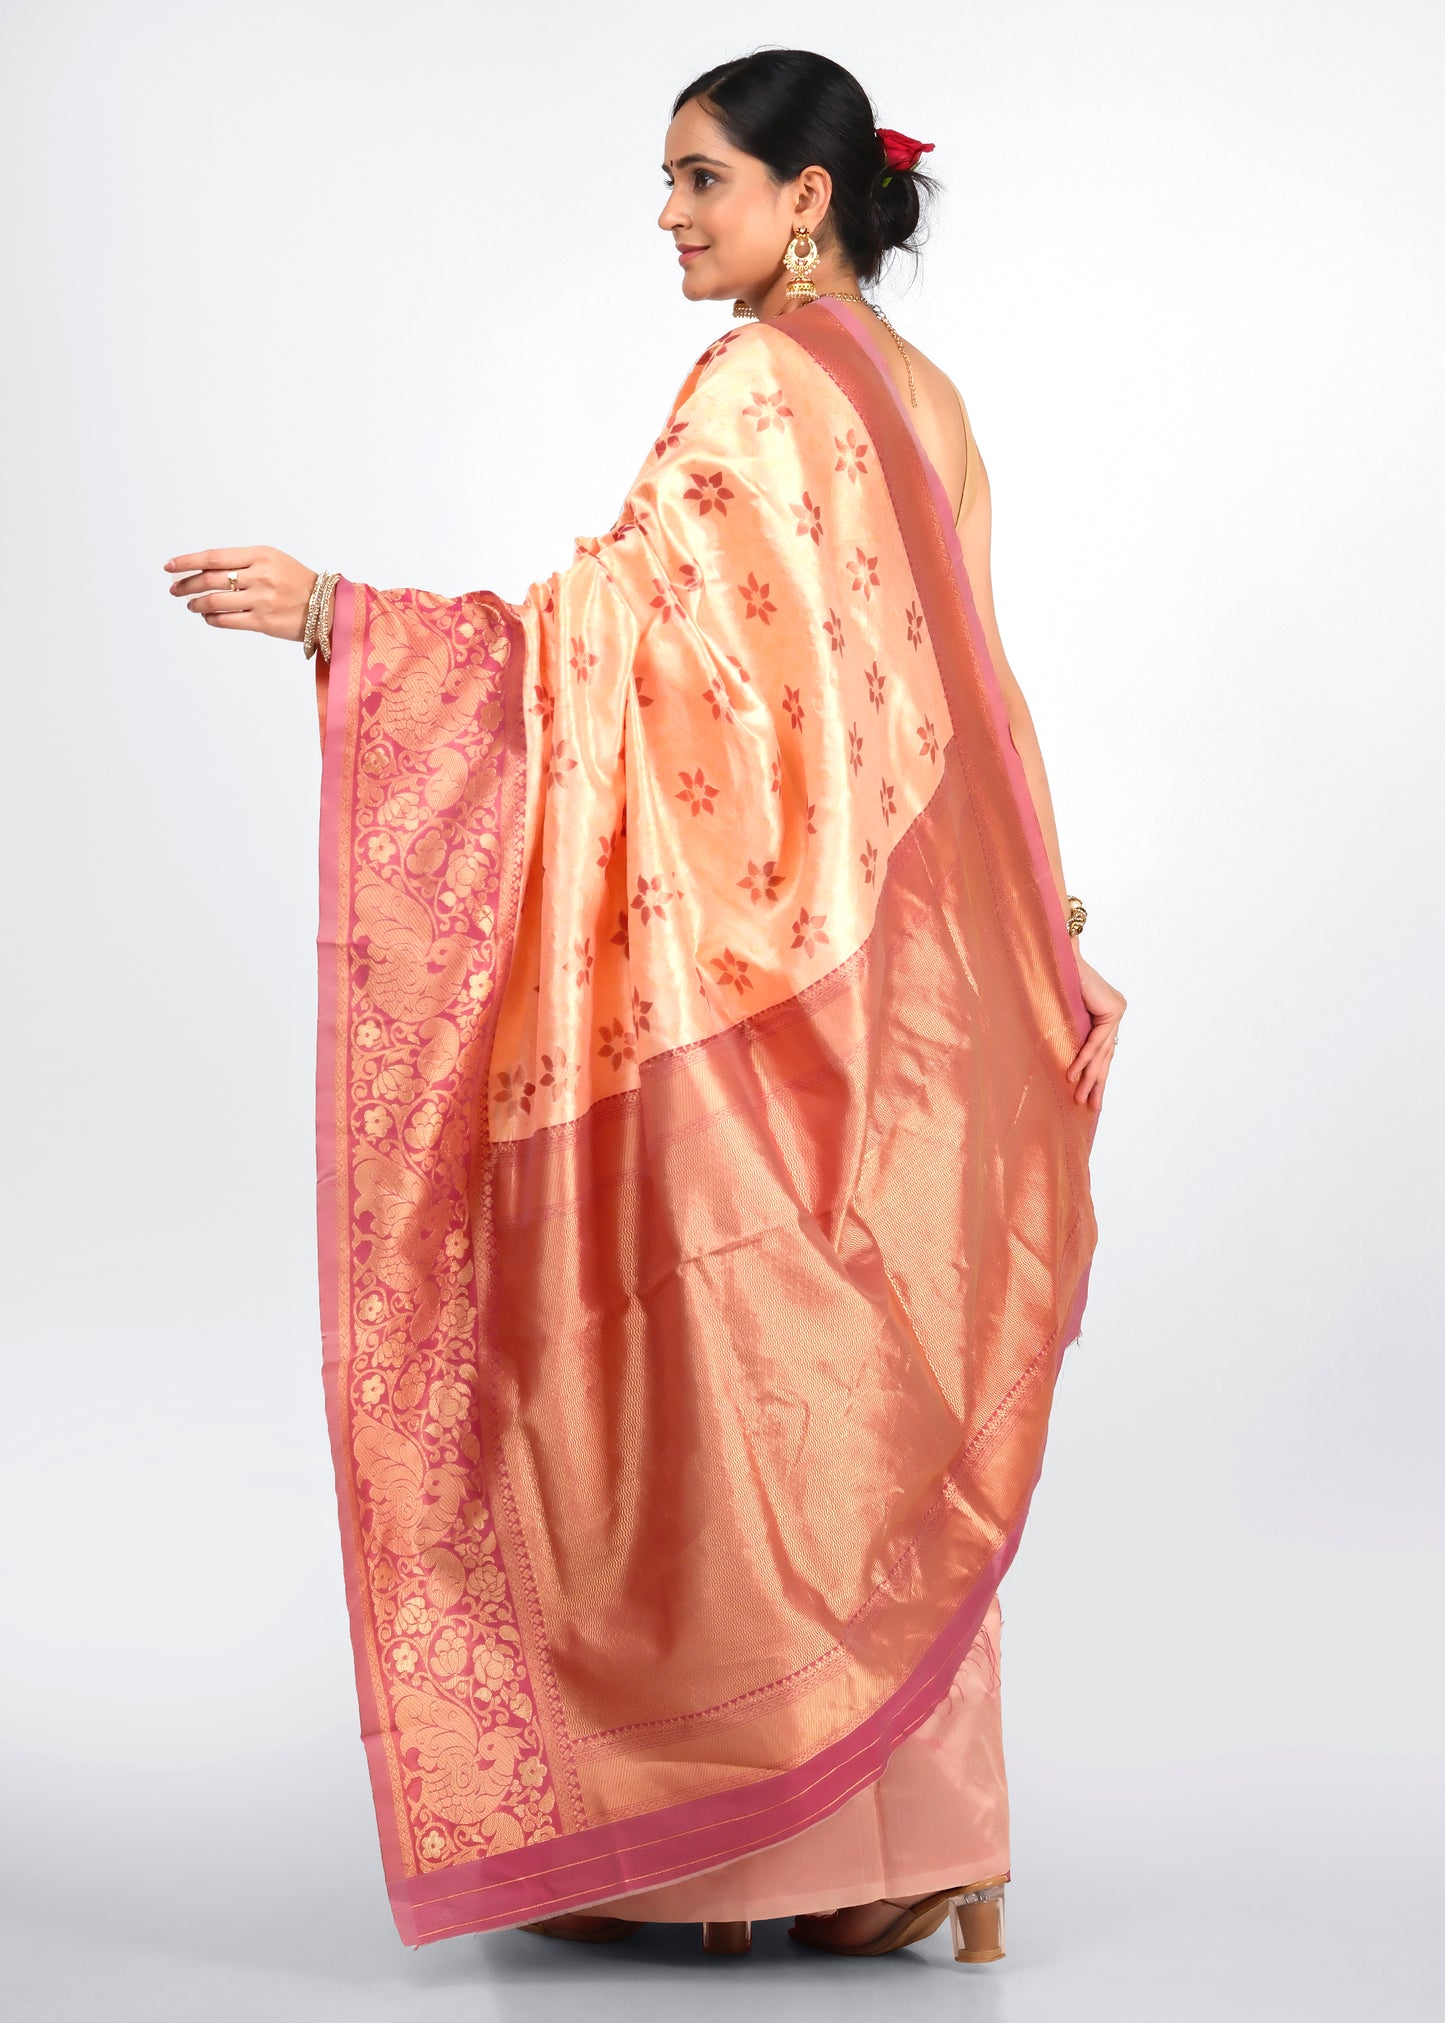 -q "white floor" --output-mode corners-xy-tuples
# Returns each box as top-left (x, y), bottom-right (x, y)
(5, 1751), (1436, 2022)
